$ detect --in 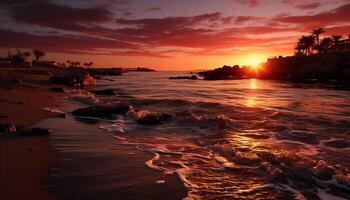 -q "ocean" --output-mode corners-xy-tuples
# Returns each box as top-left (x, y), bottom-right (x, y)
(41, 71), (350, 200)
